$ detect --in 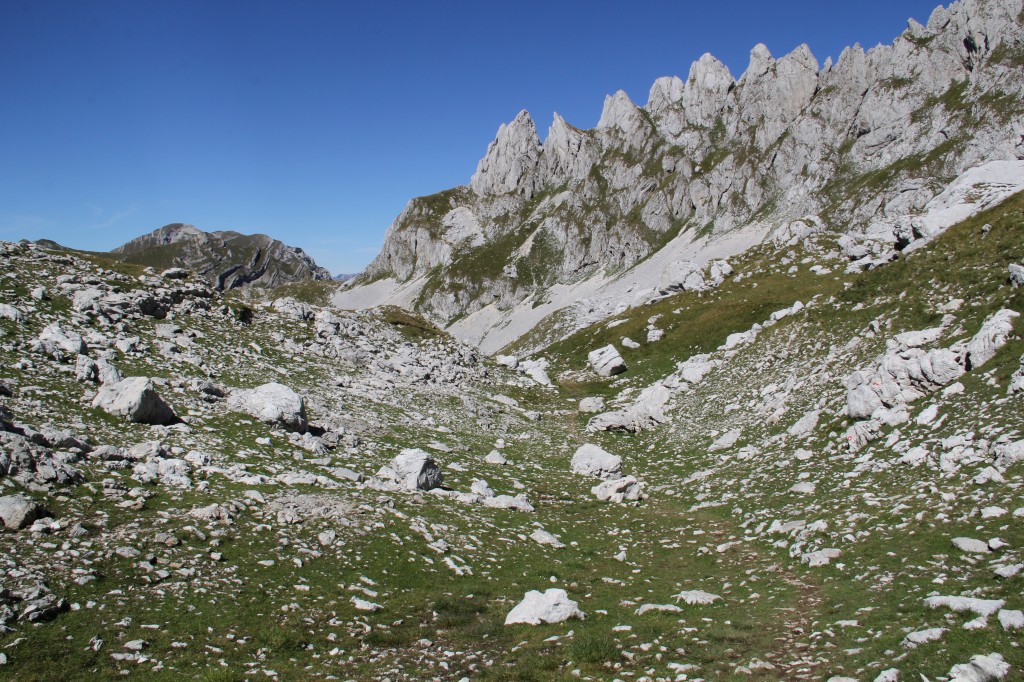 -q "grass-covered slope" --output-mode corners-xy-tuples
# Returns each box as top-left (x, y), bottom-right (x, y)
(0, 190), (1021, 681)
